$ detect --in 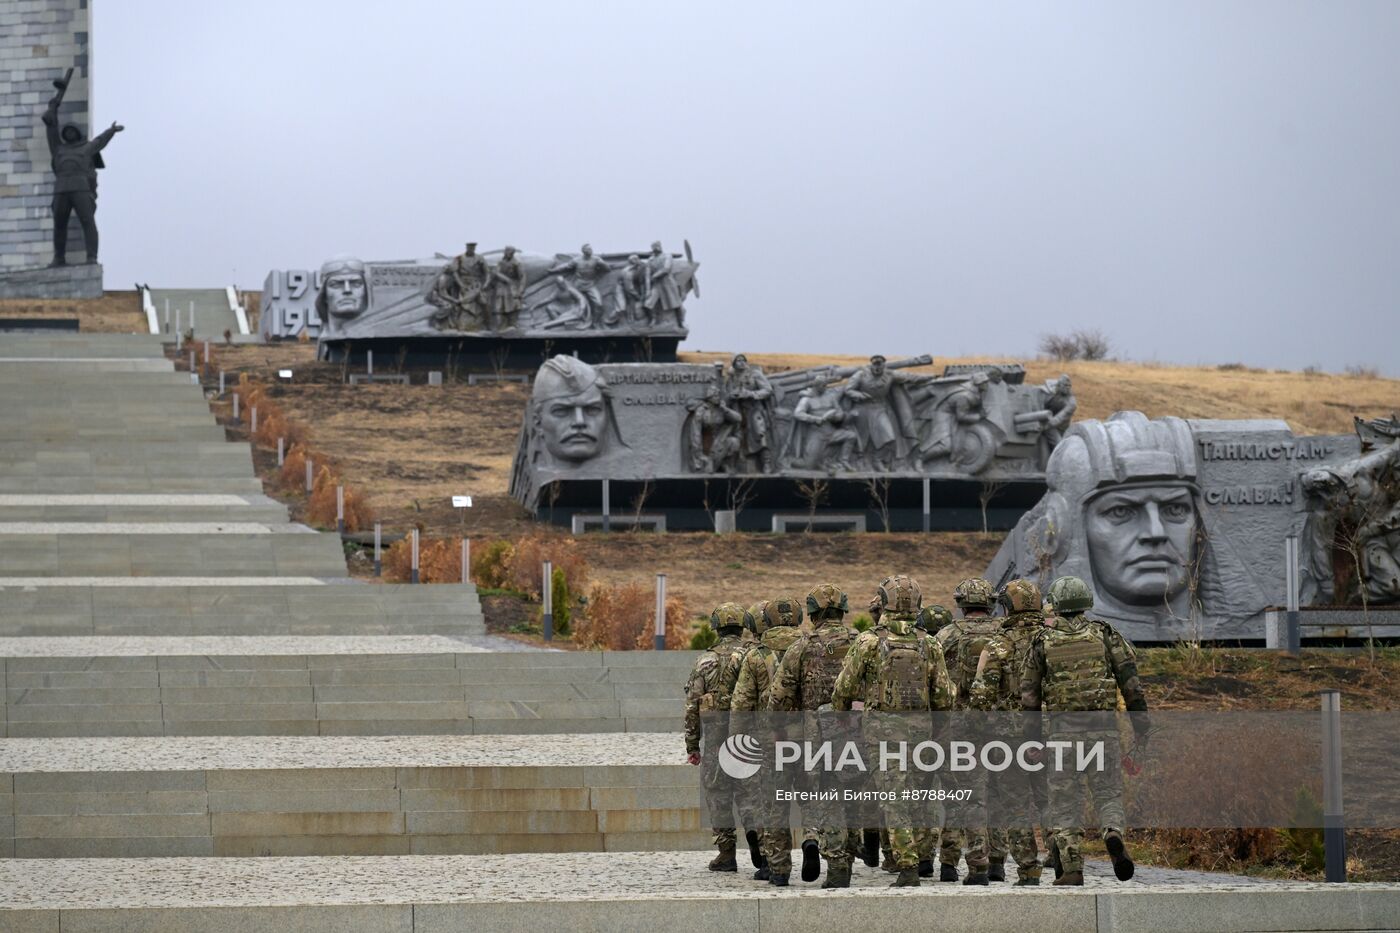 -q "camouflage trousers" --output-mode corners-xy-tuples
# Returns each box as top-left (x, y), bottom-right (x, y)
(757, 770), (818, 875)
(984, 768), (1042, 877)
(873, 765), (931, 870)
(701, 737), (741, 850)
(938, 826), (1005, 869)
(1046, 731), (1125, 873)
